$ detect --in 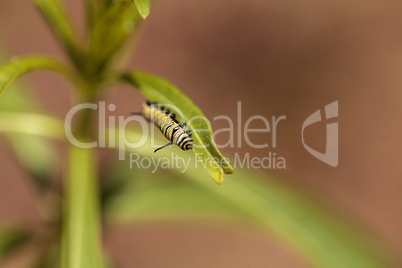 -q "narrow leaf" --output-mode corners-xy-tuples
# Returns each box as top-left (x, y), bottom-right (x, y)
(0, 112), (63, 187)
(121, 72), (234, 184)
(85, 0), (96, 33)
(89, 0), (140, 73)
(33, 0), (82, 66)
(33, 242), (60, 268)
(0, 228), (31, 261)
(0, 56), (82, 100)
(96, 0), (115, 17)
(0, 87), (57, 189)
(7, 134), (56, 189)
(61, 147), (103, 268)
(0, 112), (65, 140)
(103, 166), (245, 223)
(133, 0), (150, 19)
(107, 127), (387, 268)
